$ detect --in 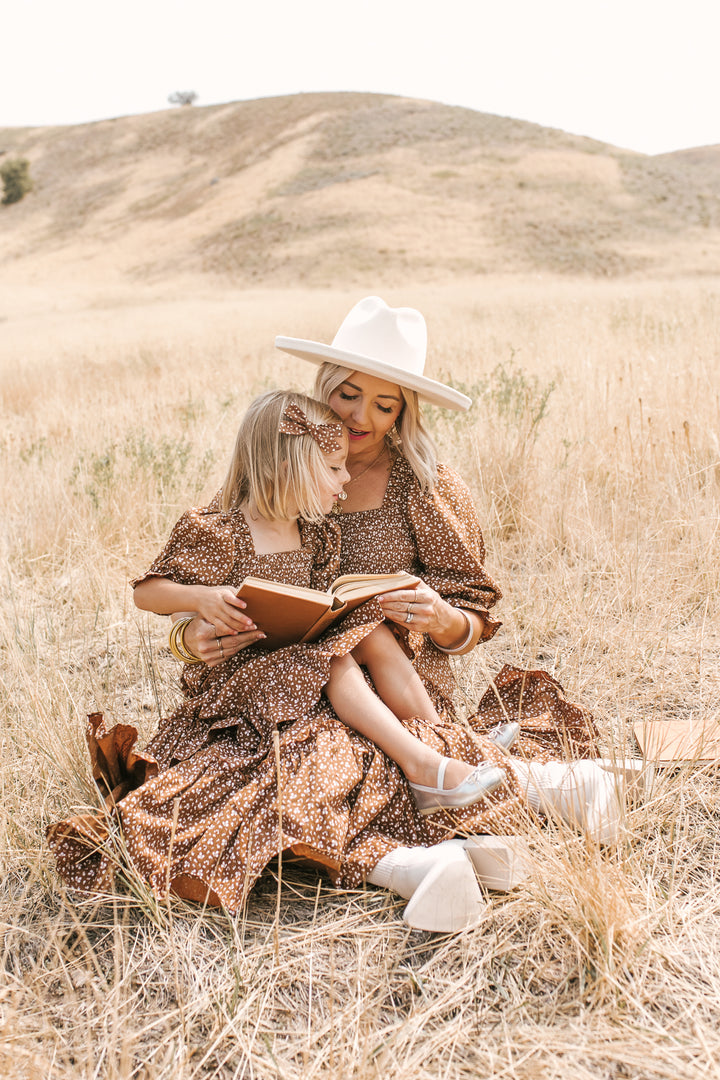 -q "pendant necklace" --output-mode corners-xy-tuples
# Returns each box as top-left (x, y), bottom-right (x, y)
(334, 444), (389, 514)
